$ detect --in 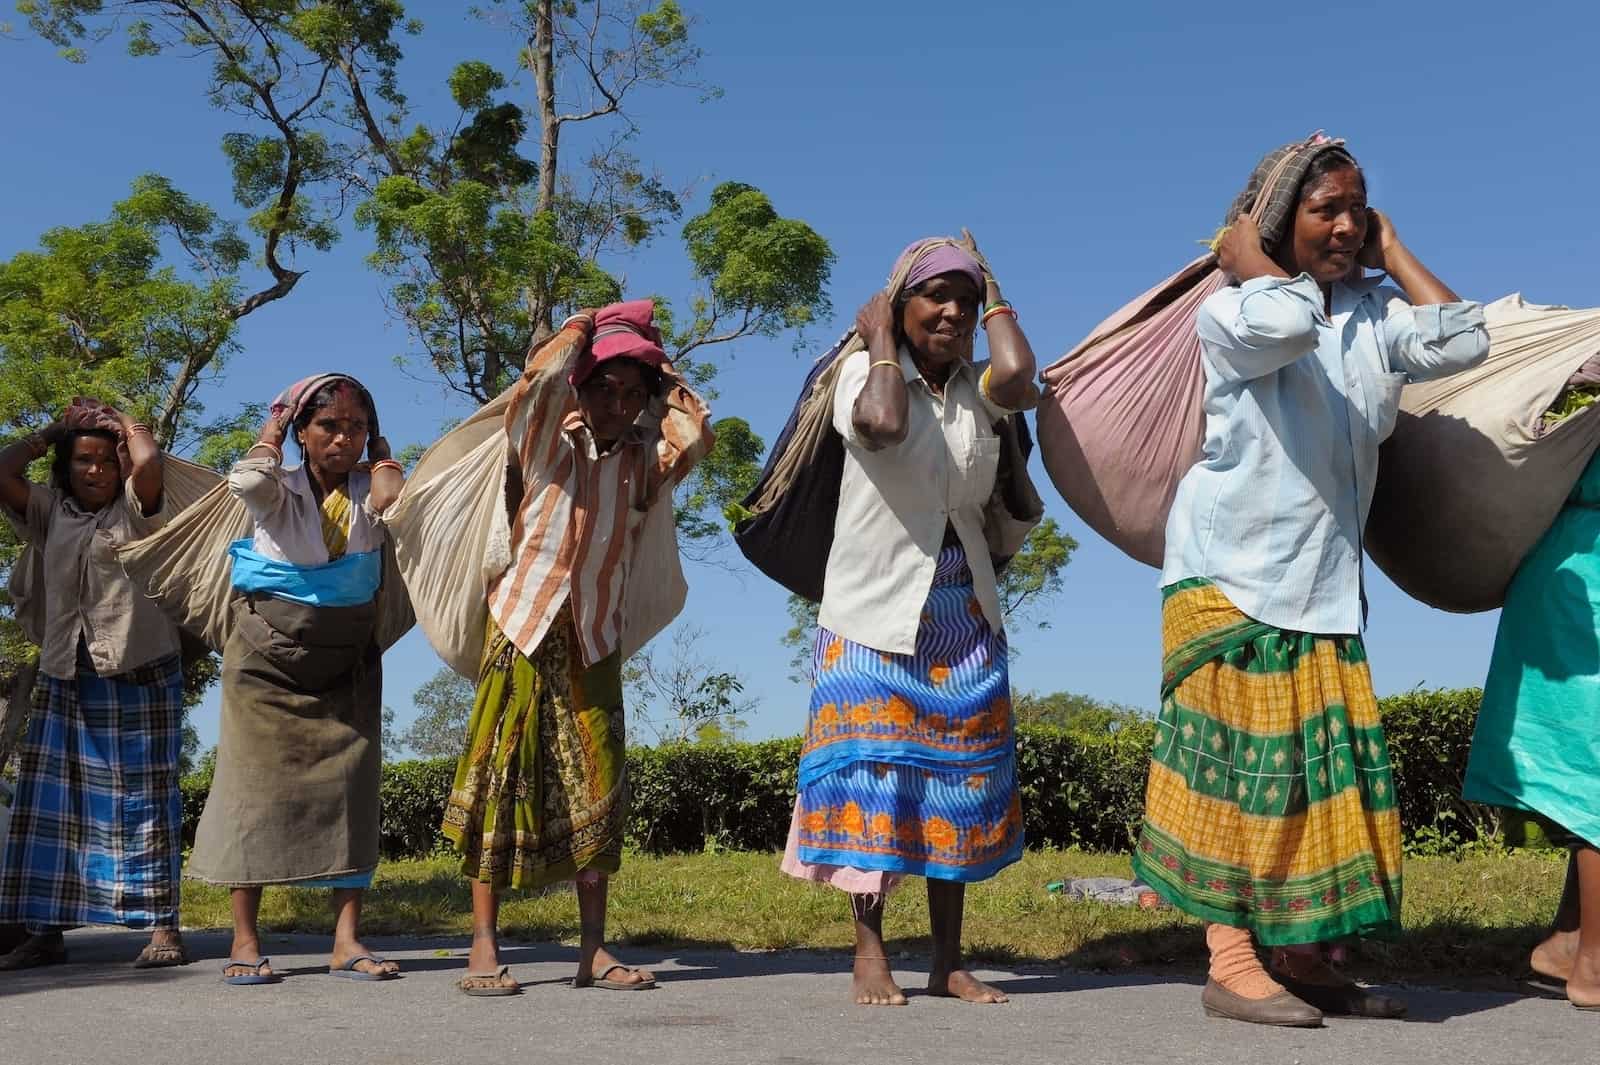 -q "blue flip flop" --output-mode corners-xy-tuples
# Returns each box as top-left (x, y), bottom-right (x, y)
(223, 957), (281, 986)
(330, 954), (398, 981)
